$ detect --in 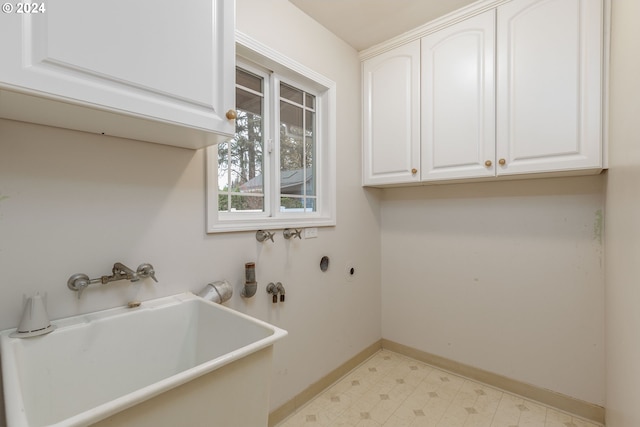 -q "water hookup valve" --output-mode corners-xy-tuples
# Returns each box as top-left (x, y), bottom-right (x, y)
(266, 282), (285, 303)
